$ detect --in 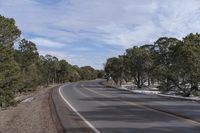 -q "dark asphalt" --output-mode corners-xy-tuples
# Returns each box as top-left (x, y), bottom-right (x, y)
(59, 80), (200, 133)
